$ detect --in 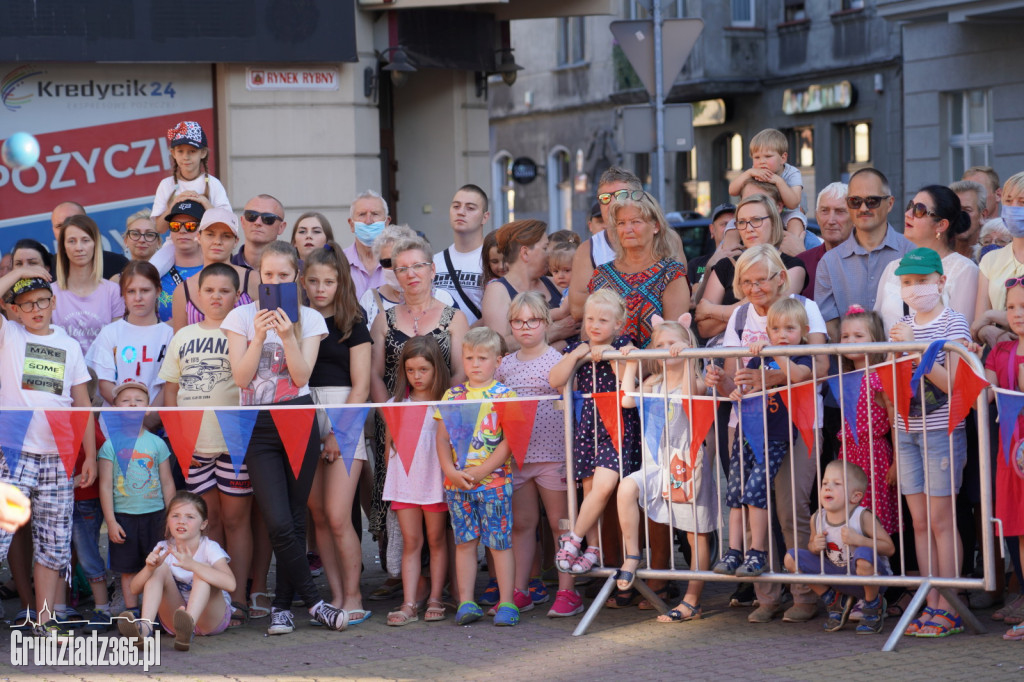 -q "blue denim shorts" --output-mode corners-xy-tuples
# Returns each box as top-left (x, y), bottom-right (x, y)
(71, 499), (107, 582)
(897, 428), (967, 496)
